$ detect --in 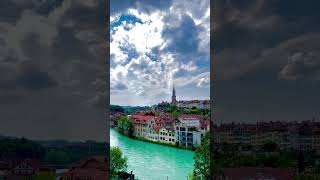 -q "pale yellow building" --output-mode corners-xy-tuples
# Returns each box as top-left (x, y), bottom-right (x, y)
(159, 126), (175, 144)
